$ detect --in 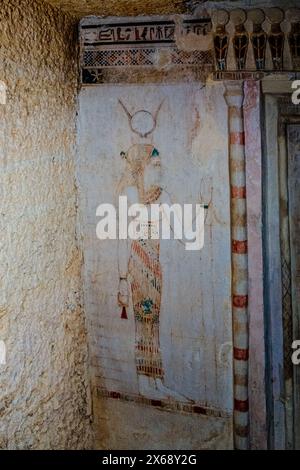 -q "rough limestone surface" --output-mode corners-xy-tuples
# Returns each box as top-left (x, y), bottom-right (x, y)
(44, 0), (186, 18)
(0, 0), (92, 449)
